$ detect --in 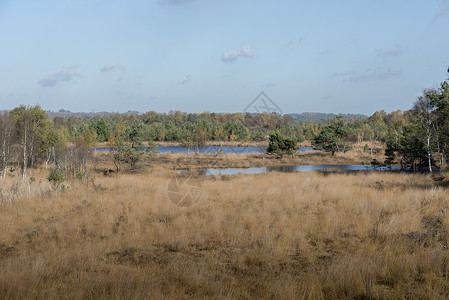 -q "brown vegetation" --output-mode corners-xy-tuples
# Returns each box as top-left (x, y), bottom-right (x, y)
(1, 158), (449, 298)
(92, 145), (386, 173)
